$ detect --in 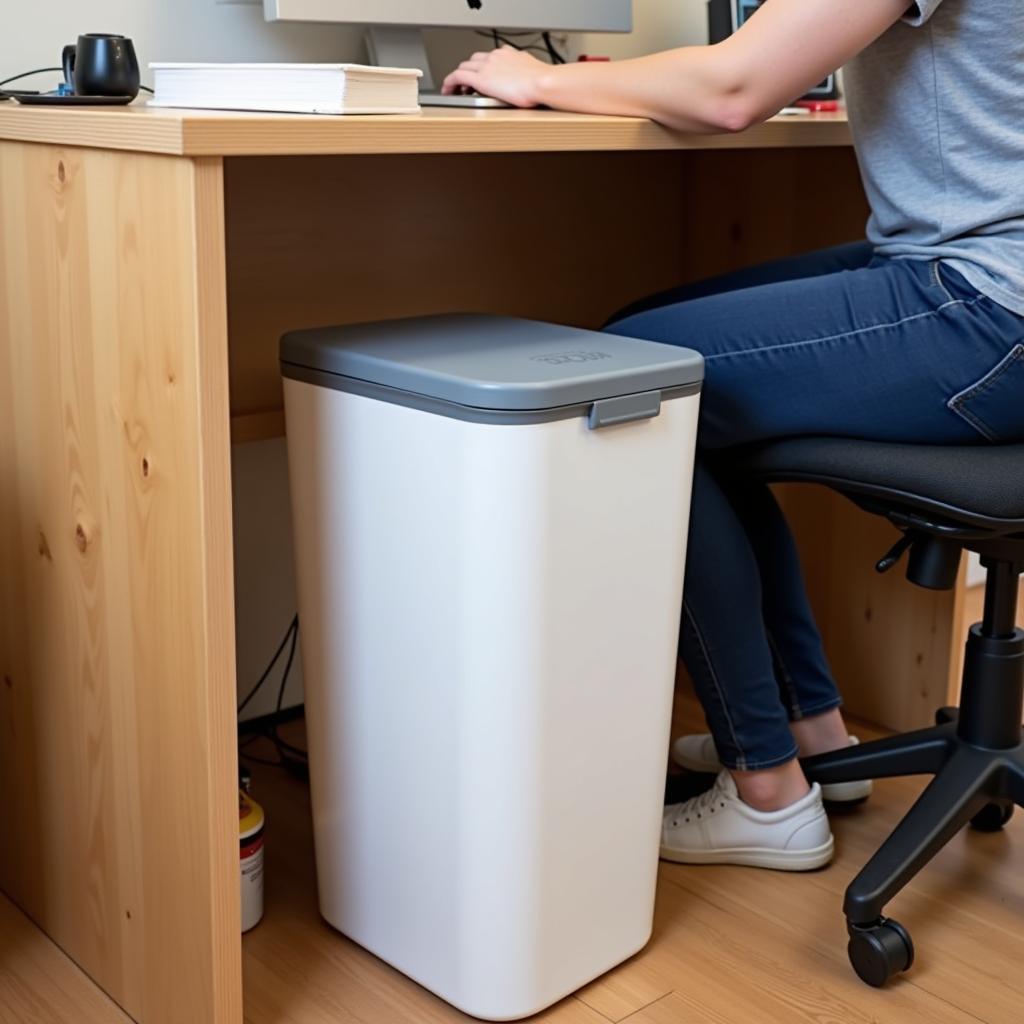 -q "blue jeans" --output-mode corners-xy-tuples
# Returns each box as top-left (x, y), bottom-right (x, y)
(606, 242), (1024, 771)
